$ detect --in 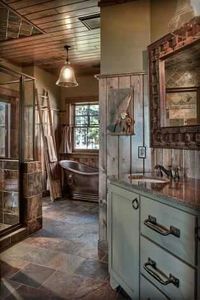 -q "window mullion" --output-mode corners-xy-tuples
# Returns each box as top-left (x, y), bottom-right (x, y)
(73, 103), (99, 151)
